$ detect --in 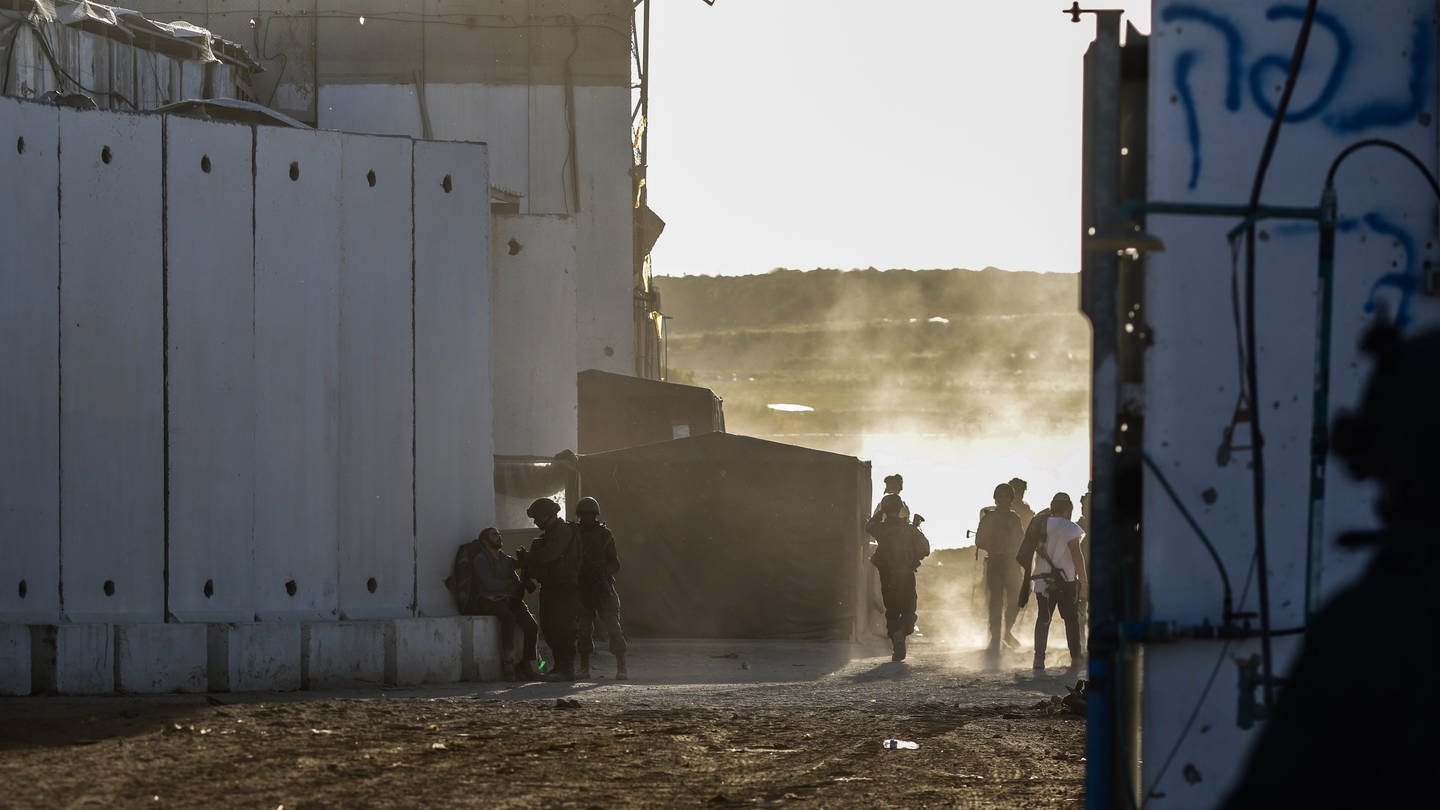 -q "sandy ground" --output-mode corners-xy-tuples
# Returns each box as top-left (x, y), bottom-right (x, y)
(0, 615), (1088, 810)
